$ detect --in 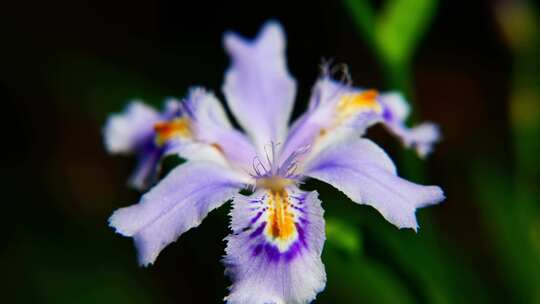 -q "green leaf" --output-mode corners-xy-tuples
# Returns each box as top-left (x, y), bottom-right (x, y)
(344, 0), (376, 44)
(343, 0), (437, 92)
(321, 237), (416, 303)
(375, 0), (437, 66)
(326, 217), (363, 256)
(322, 216), (416, 303)
(473, 165), (540, 303)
